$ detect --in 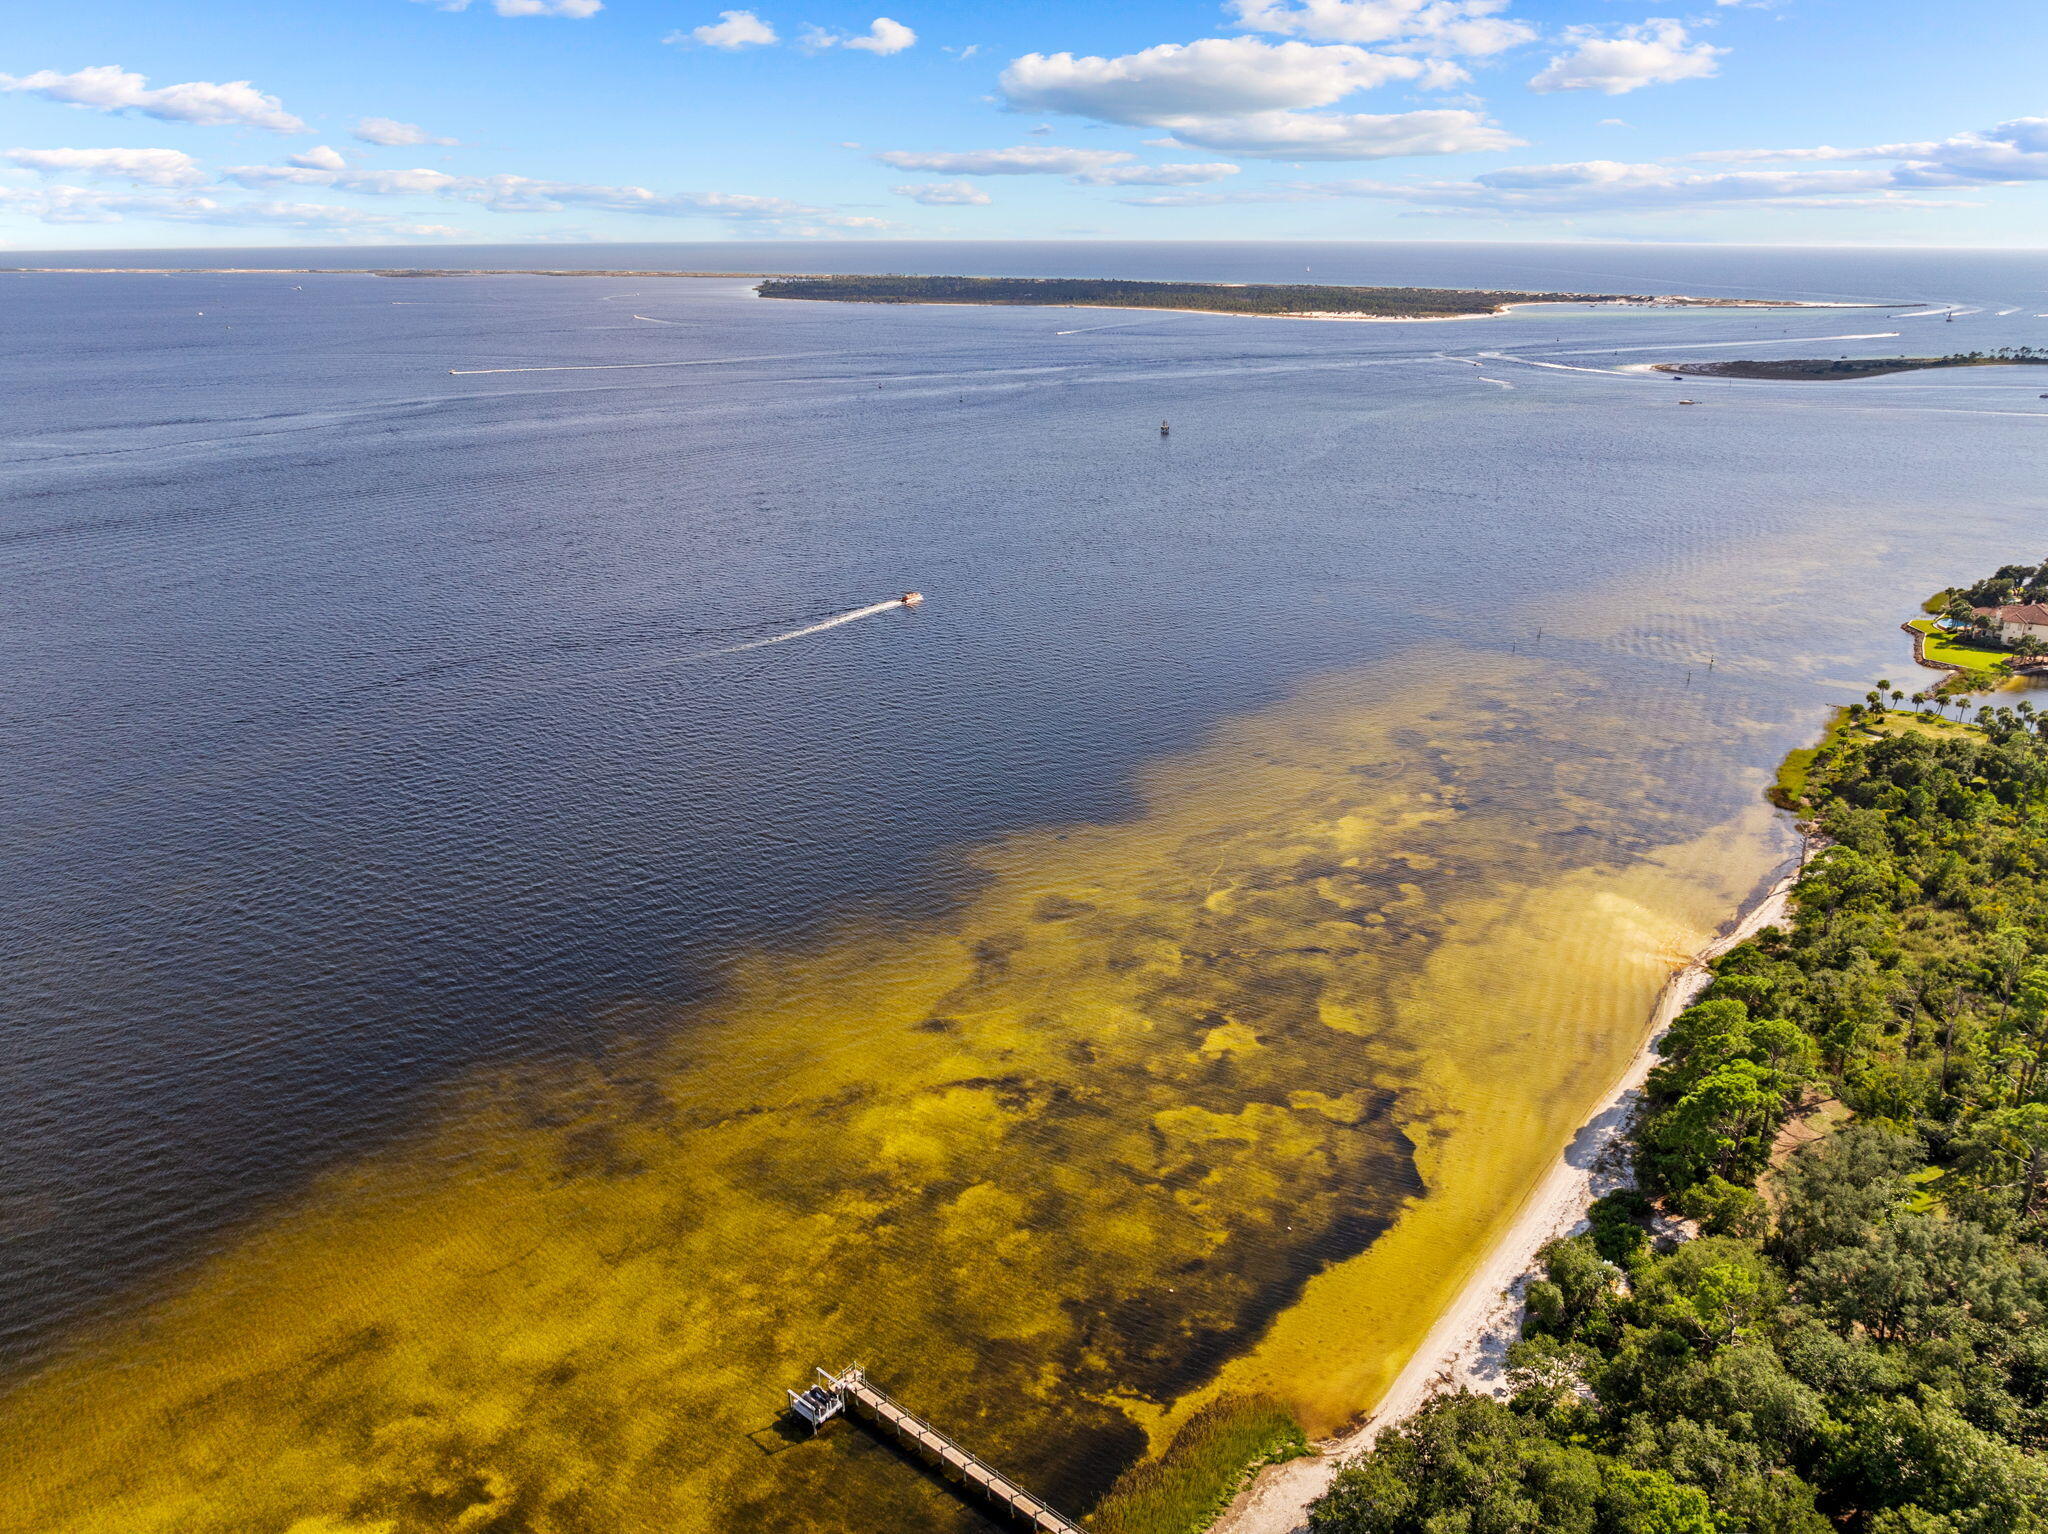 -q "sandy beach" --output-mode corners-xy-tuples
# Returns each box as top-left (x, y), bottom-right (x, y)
(1210, 845), (1809, 1534)
(886, 295), (1842, 325)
